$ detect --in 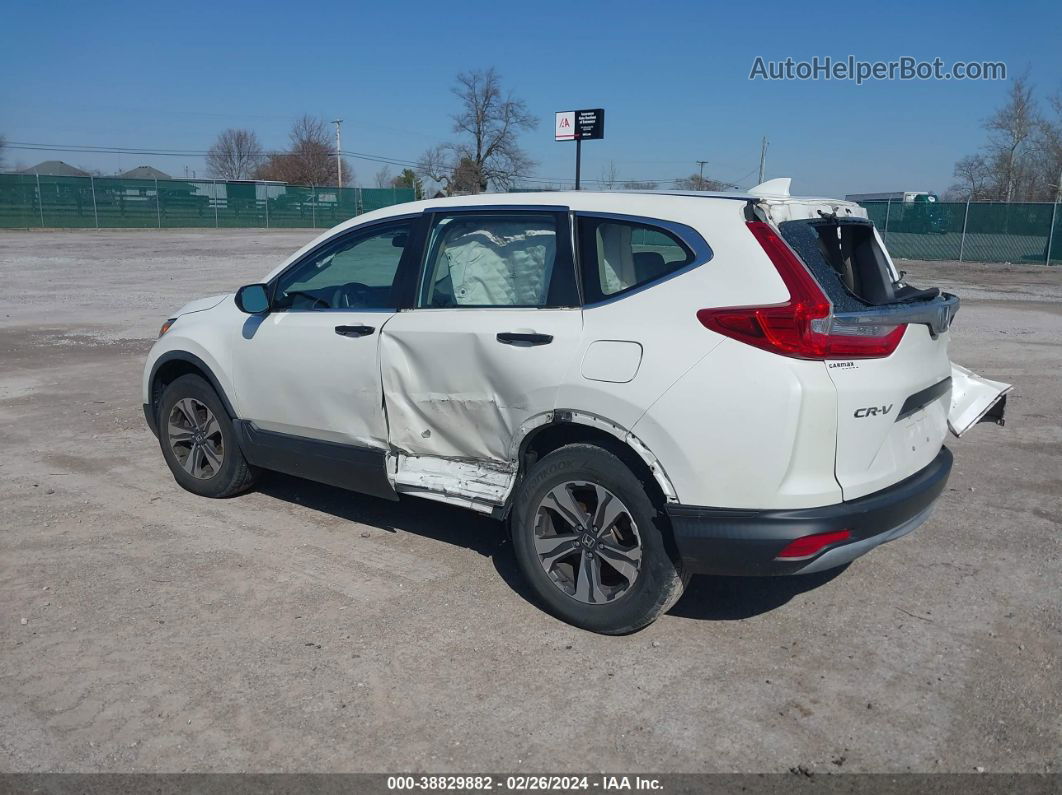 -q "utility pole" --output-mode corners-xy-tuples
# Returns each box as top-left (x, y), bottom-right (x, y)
(758, 136), (769, 184)
(696, 160), (709, 181)
(331, 119), (343, 187)
(575, 138), (581, 190)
